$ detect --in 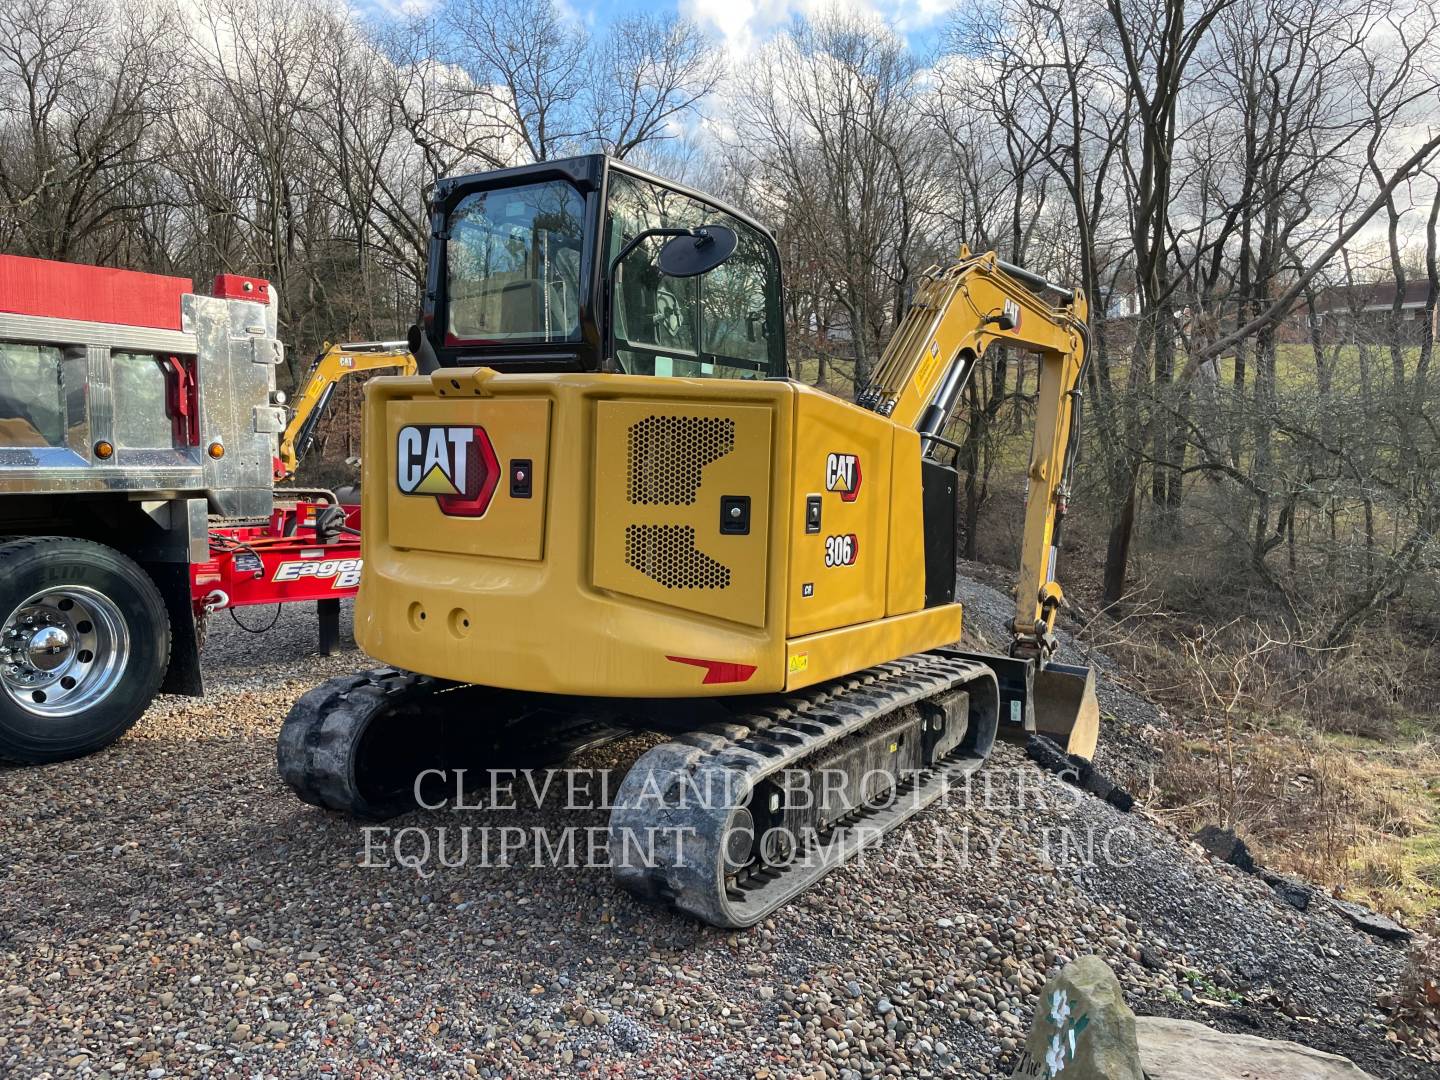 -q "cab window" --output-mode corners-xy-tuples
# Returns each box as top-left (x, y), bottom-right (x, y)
(446, 180), (585, 345)
(606, 171), (781, 379)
